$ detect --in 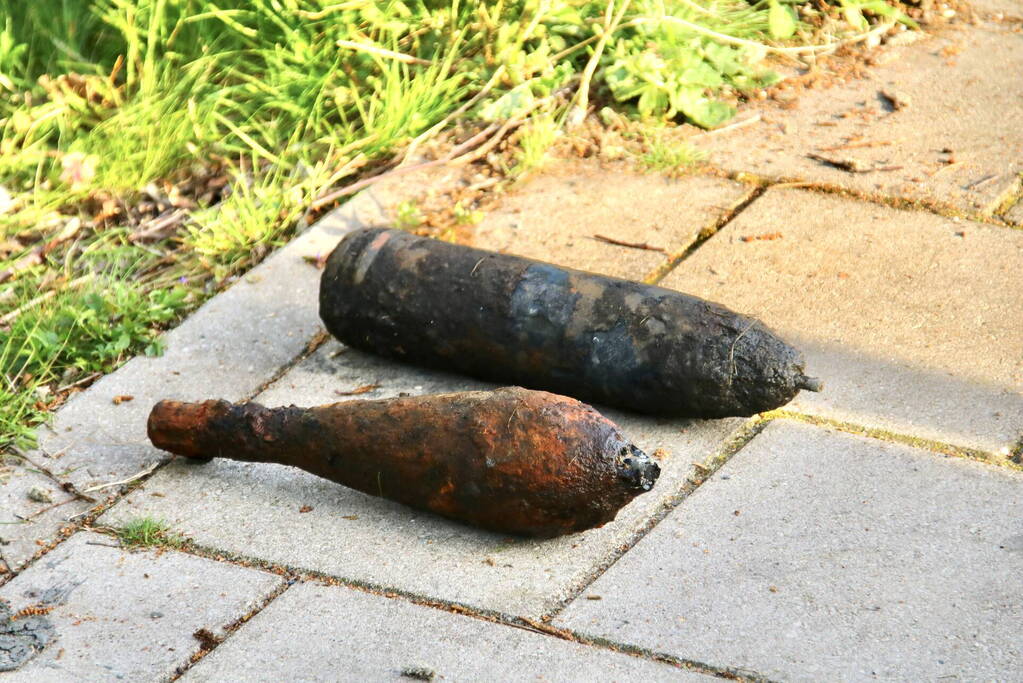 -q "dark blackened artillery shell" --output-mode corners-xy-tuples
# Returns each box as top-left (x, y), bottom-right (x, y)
(319, 228), (820, 418)
(148, 387), (659, 538)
